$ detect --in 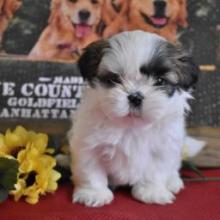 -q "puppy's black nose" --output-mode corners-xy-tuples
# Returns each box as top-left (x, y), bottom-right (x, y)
(154, 0), (166, 16)
(79, 10), (91, 21)
(128, 92), (144, 108)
